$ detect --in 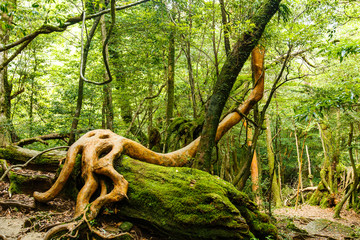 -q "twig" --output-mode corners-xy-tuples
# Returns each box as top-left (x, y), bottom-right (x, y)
(0, 146), (69, 181)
